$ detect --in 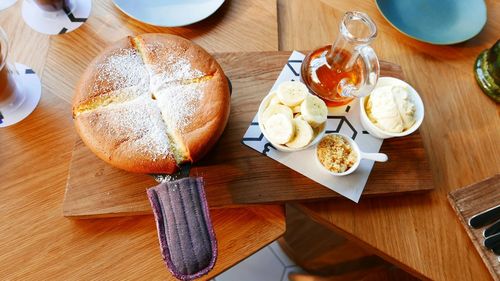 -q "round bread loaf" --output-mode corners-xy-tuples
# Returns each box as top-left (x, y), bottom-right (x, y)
(73, 34), (230, 174)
